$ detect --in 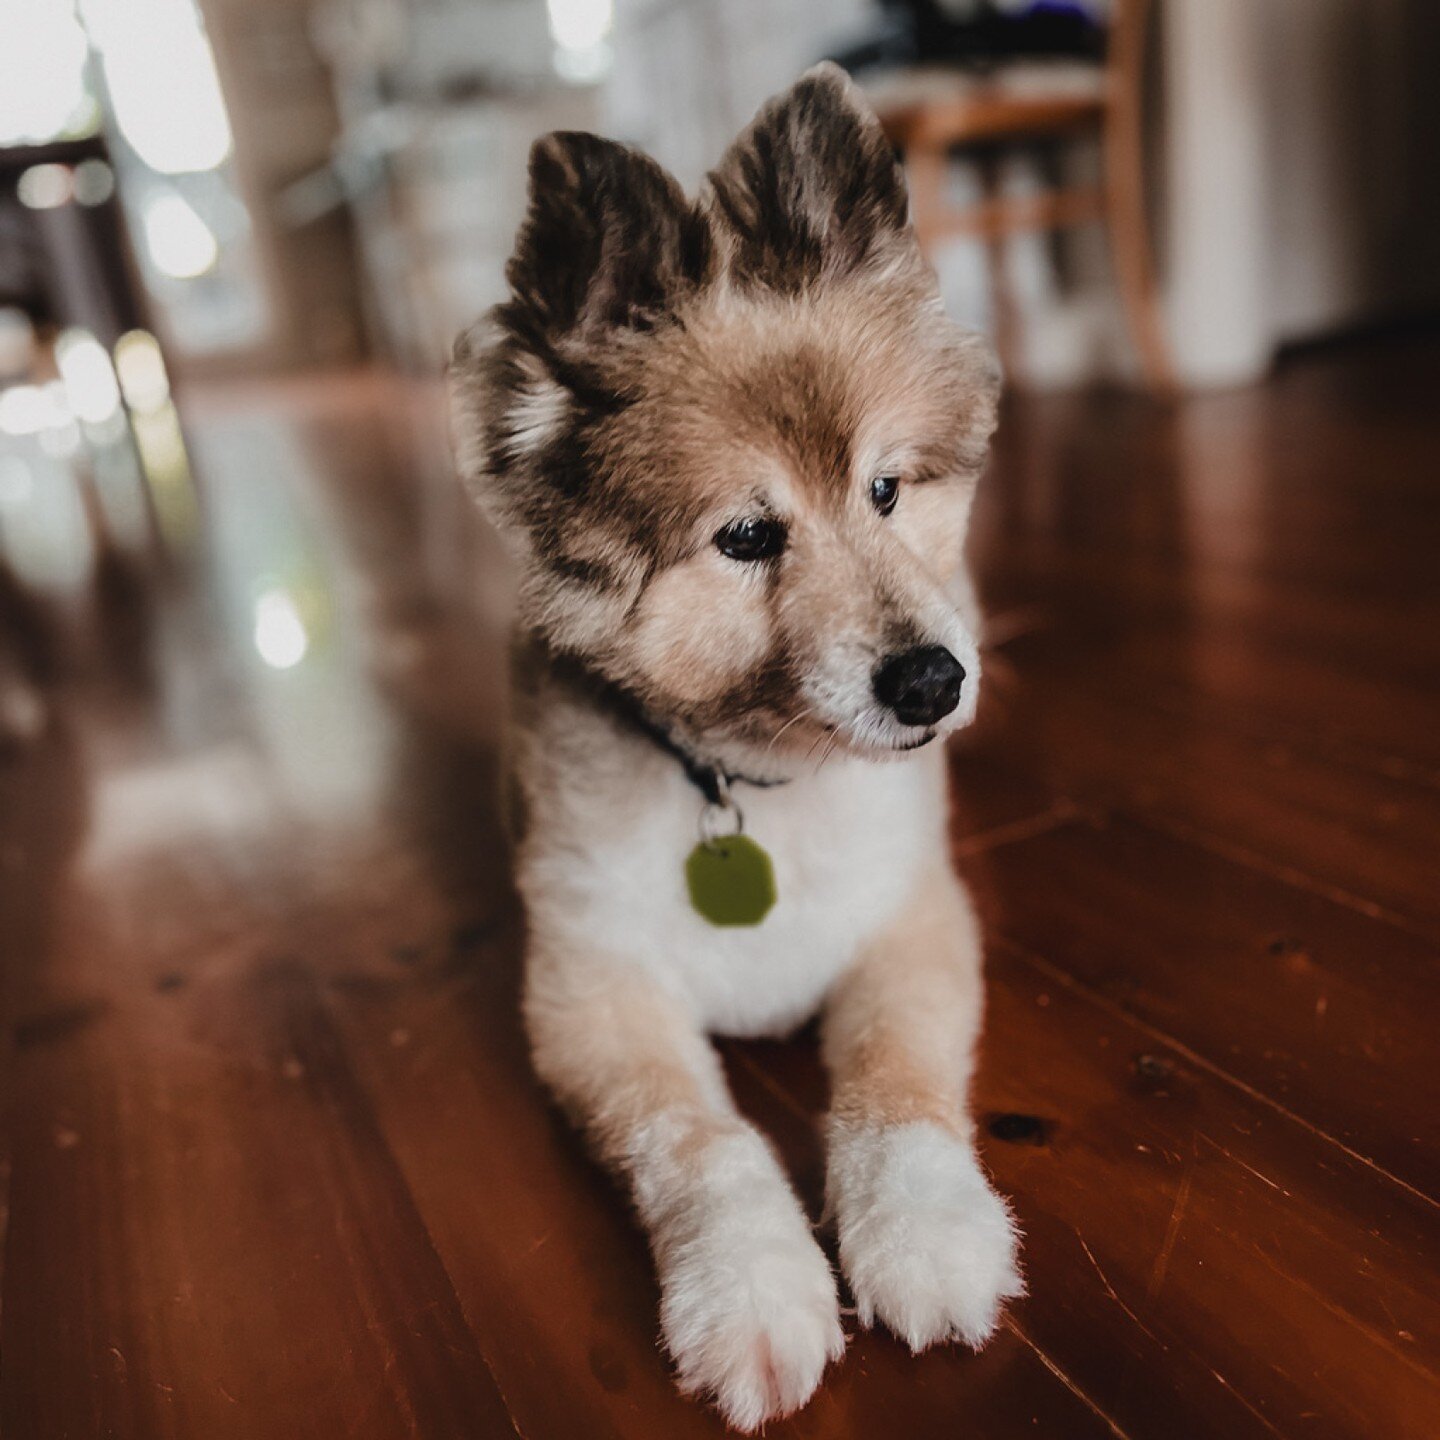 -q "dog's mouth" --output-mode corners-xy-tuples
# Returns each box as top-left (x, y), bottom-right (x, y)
(697, 694), (967, 776)
(894, 731), (937, 751)
(806, 714), (950, 762)
(848, 725), (941, 758)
